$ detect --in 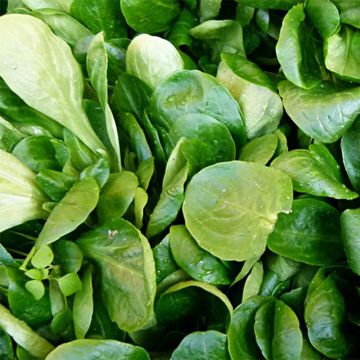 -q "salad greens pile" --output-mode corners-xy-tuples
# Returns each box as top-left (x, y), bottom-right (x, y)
(0, 0), (359, 359)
